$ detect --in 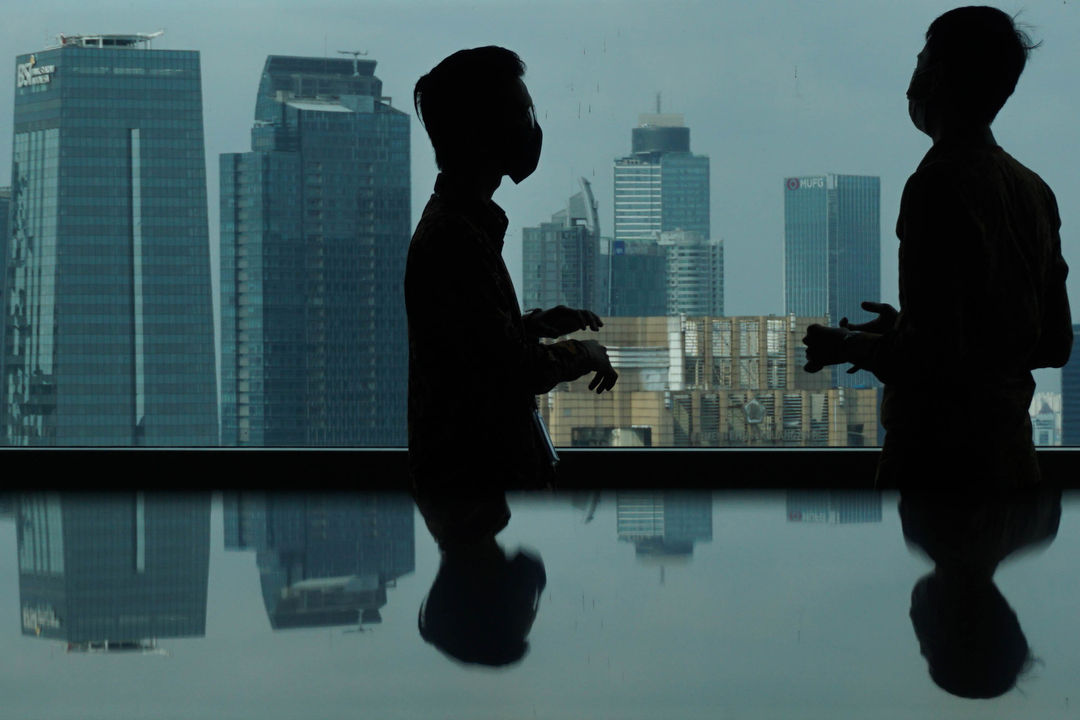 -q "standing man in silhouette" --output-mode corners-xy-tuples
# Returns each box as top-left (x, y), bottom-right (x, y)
(803, 7), (1071, 488)
(407, 47), (617, 547)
